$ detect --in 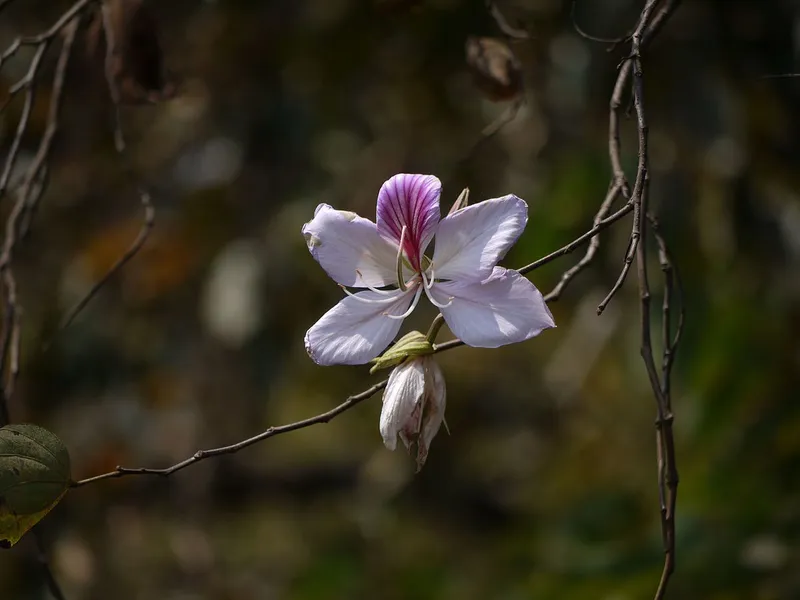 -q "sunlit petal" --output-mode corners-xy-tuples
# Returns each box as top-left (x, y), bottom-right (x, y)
(428, 267), (555, 348)
(379, 359), (426, 451)
(433, 195), (528, 282)
(416, 357), (446, 470)
(302, 204), (398, 287)
(305, 288), (415, 365)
